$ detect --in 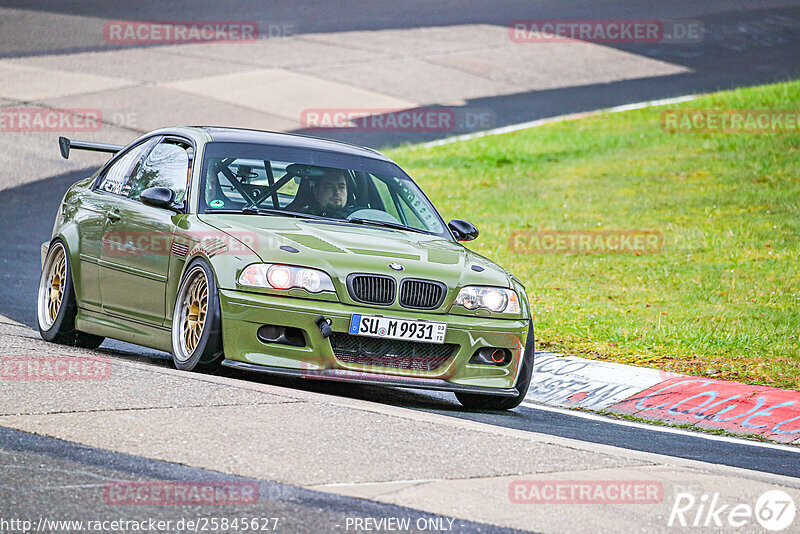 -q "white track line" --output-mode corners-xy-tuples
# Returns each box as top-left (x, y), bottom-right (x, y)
(521, 402), (800, 454)
(420, 95), (698, 148)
